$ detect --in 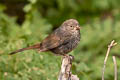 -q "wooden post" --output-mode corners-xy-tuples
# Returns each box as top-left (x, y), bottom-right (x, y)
(58, 55), (79, 80)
